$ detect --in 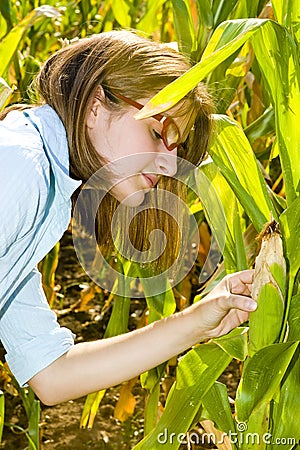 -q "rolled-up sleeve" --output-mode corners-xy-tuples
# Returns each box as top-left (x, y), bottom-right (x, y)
(0, 268), (75, 387)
